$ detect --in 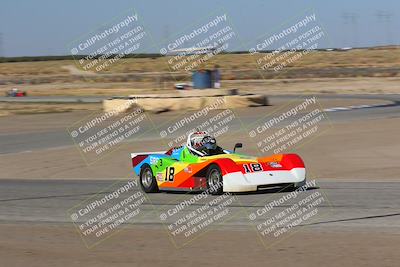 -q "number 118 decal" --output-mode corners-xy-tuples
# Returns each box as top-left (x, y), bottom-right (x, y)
(243, 163), (263, 173)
